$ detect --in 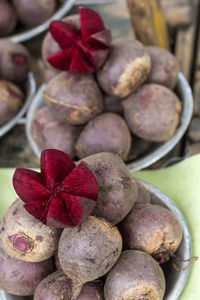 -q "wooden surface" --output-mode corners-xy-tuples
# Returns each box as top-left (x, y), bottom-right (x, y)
(127, 0), (170, 49)
(1, 0), (200, 168)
